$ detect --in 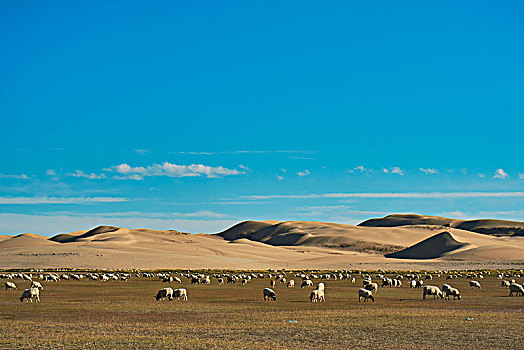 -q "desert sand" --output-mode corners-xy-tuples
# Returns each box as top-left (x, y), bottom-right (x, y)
(0, 214), (522, 270)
